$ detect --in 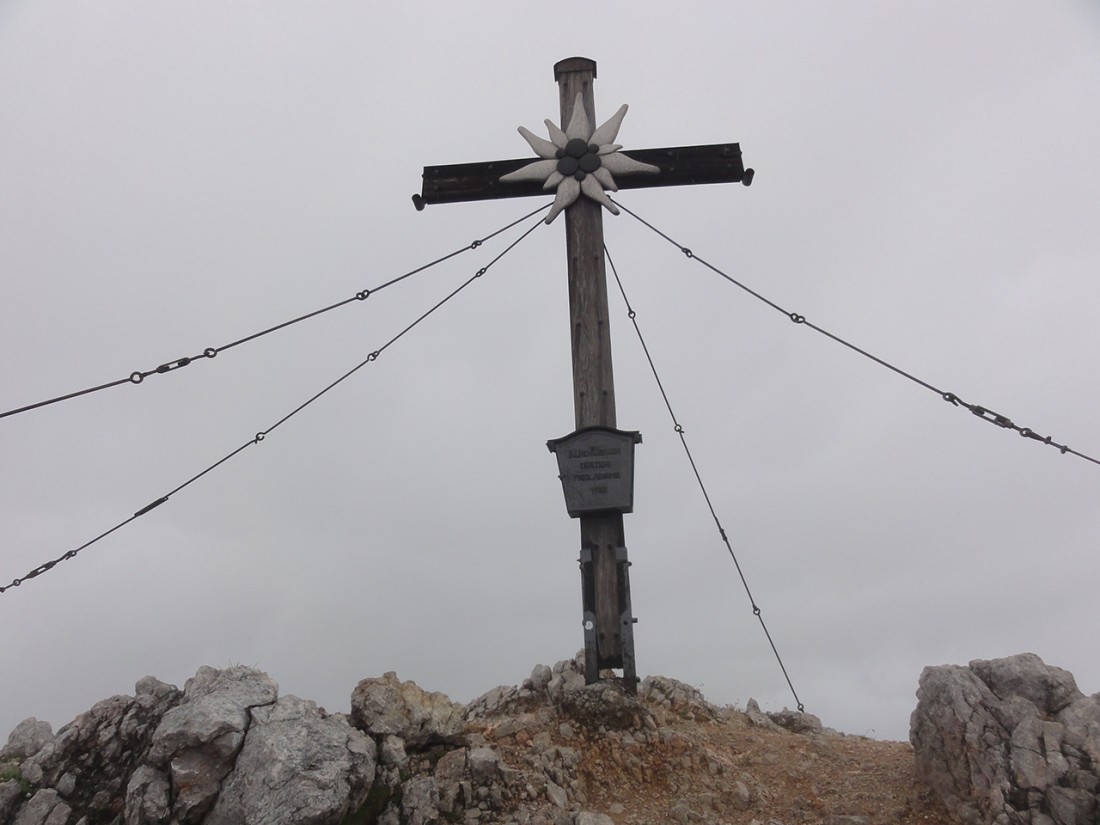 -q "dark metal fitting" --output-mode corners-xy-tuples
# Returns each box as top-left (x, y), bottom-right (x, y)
(628, 310), (636, 319)
(177, 358), (191, 368)
(156, 363), (172, 374)
(942, 392), (958, 405)
(470, 239), (482, 249)
(134, 496), (168, 517)
(674, 424), (684, 433)
(797, 702), (805, 712)
(753, 606), (762, 616)
(356, 290), (370, 301)
(476, 268), (487, 277)
(681, 248), (693, 258)
(130, 372), (144, 384)
(789, 313), (806, 324)
(411, 193), (426, 211)
(367, 351), (380, 361)
(742, 168), (755, 187)
(204, 348), (217, 358)
(254, 433), (265, 442)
